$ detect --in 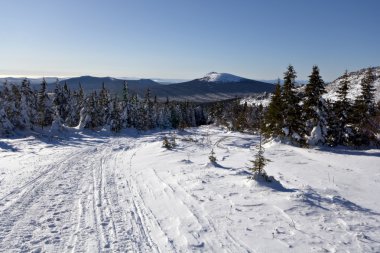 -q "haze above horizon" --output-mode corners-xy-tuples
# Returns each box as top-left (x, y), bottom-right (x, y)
(1, 0), (379, 81)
